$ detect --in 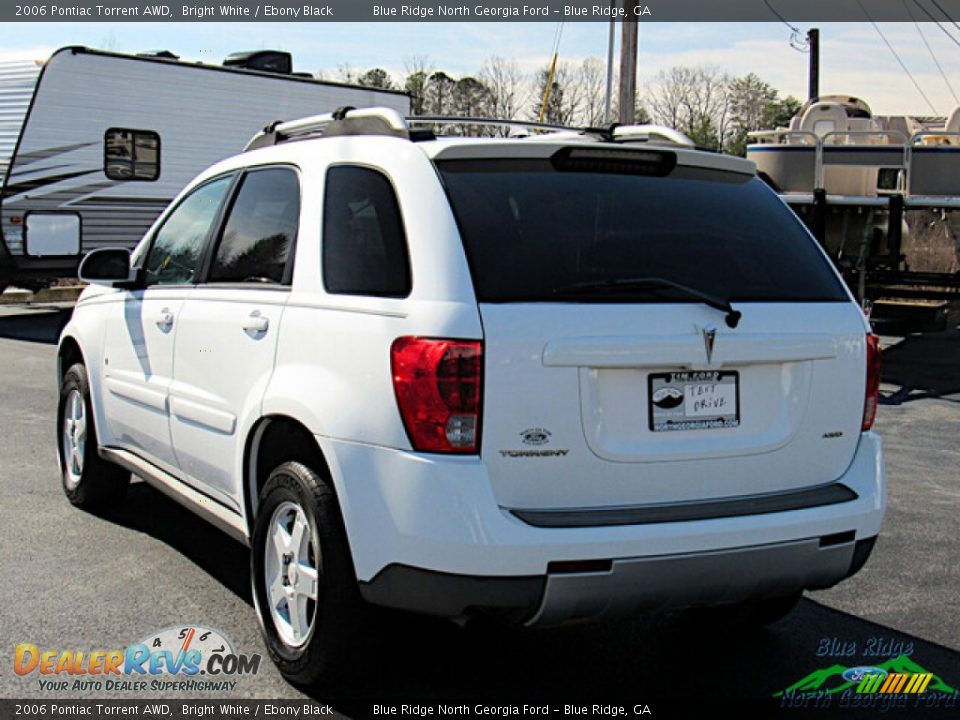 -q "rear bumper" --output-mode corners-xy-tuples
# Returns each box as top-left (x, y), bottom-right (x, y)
(362, 535), (877, 626)
(321, 432), (885, 624)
